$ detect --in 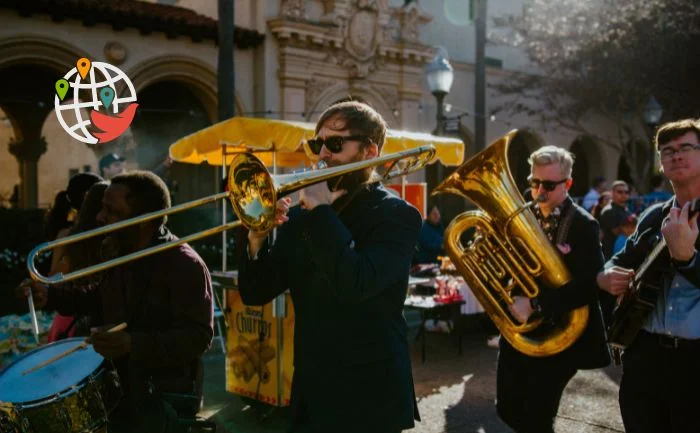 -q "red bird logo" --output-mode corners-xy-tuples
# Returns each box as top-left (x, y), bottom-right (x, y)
(89, 103), (138, 144)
